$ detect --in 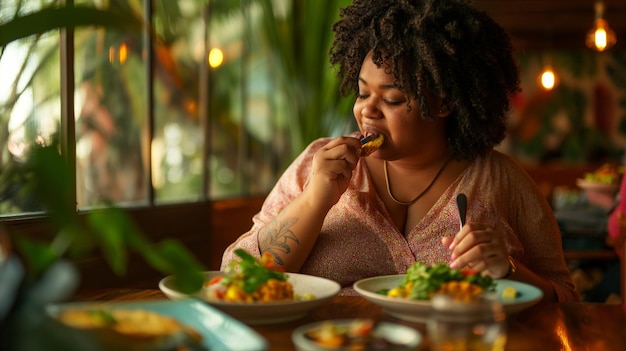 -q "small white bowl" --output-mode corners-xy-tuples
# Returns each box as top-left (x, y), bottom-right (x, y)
(291, 319), (422, 351)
